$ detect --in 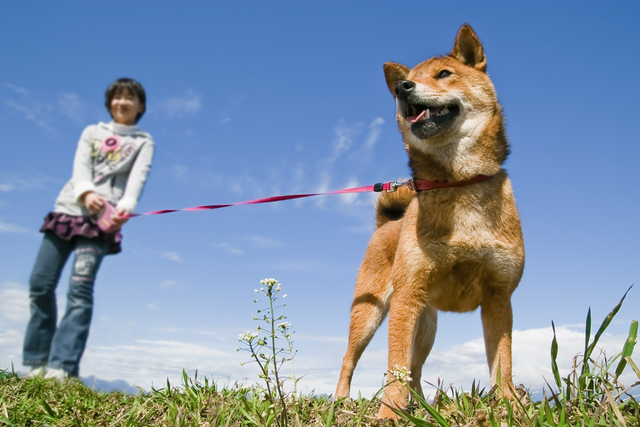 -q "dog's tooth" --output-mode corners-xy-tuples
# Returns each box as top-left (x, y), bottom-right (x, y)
(427, 108), (430, 118)
(442, 106), (449, 115)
